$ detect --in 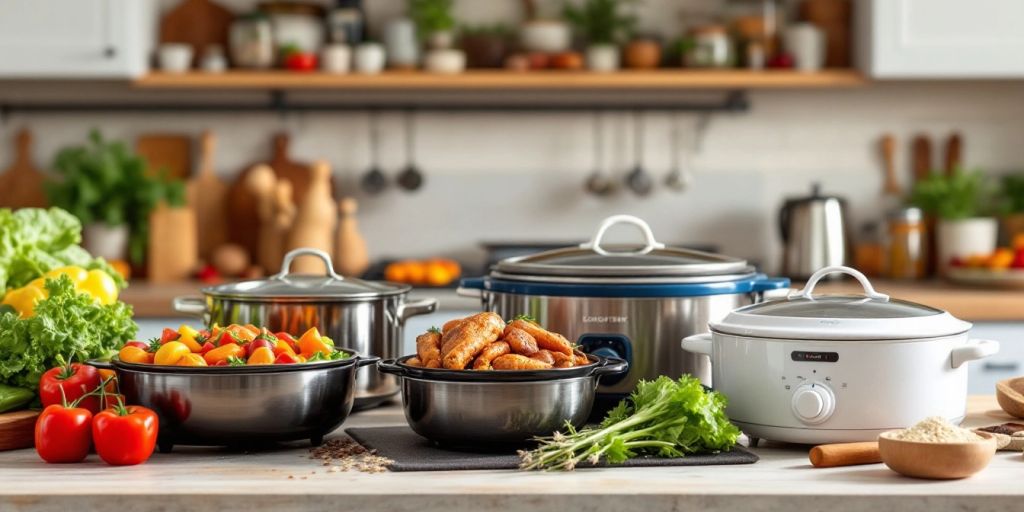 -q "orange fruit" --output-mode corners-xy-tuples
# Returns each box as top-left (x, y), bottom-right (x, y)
(385, 262), (409, 283)
(425, 262), (452, 287)
(404, 262), (427, 285)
